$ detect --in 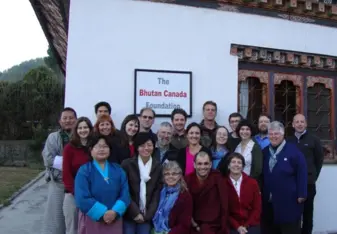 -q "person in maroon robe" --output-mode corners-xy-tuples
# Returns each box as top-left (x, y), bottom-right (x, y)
(185, 151), (229, 234)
